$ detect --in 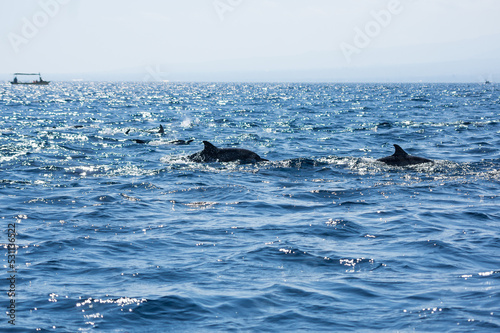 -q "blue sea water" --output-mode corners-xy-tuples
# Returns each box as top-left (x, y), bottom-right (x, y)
(1, 82), (499, 332)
